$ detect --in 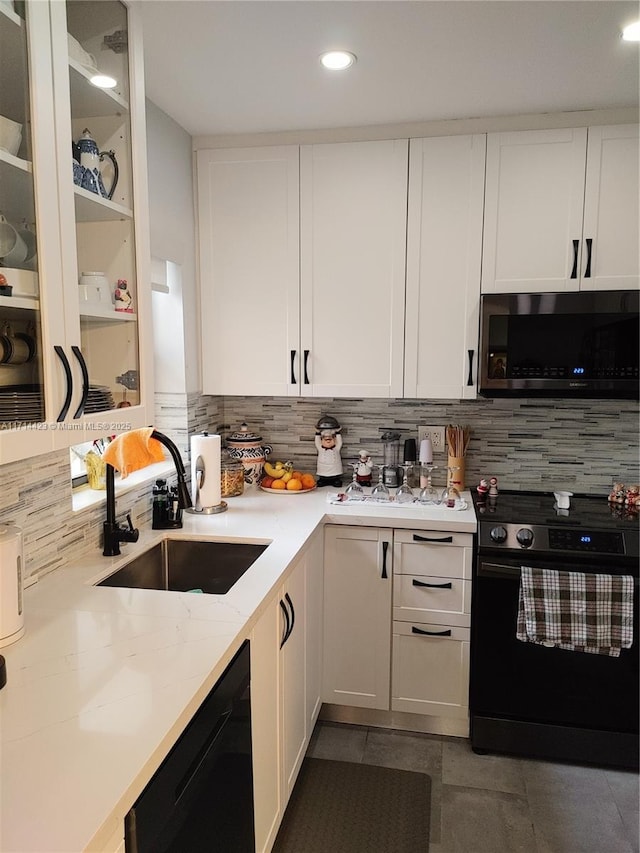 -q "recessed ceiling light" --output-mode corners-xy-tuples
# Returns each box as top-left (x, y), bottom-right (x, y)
(622, 21), (640, 41)
(90, 73), (117, 89)
(320, 50), (357, 71)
